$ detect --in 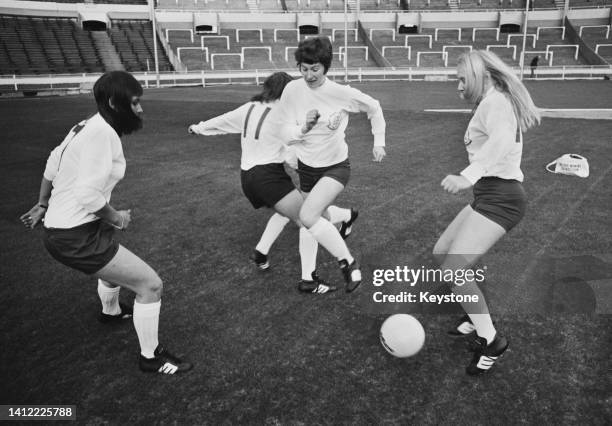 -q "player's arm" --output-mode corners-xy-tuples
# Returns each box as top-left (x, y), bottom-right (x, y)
(348, 87), (386, 162)
(188, 104), (248, 136)
(20, 139), (67, 229)
(20, 177), (52, 229)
